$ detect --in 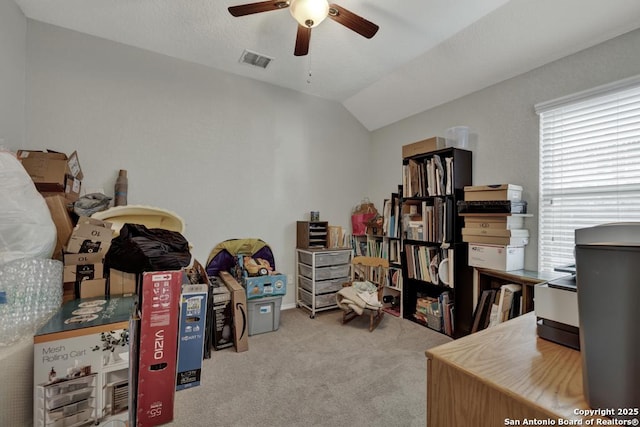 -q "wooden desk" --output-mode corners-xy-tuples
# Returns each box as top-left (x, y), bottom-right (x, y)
(426, 313), (606, 427)
(473, 268), (569, 314)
